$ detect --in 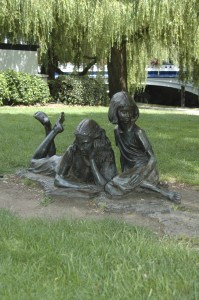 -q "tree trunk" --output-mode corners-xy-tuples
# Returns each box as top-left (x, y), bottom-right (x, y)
(107, 40), (128, 98)
(181, 85), (186, 107)
(41, 48), (61, 80)
(78, 56), (97, 76)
